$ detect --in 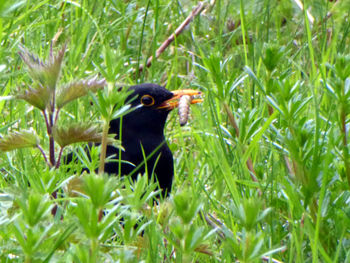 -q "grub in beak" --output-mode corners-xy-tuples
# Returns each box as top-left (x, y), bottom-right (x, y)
(157, 89), (203, 126)
(178, 95), (192, 126)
